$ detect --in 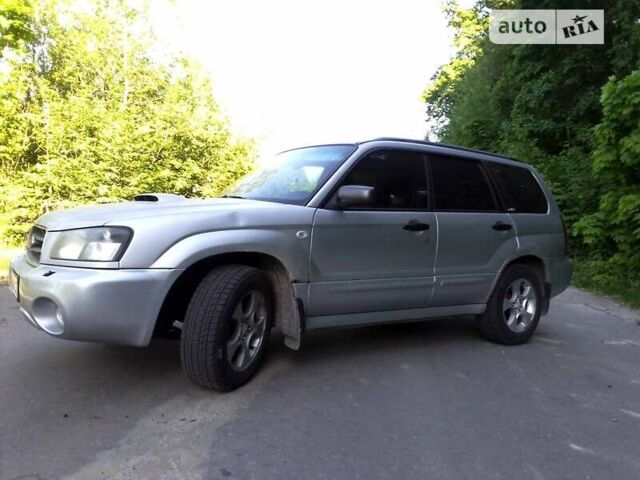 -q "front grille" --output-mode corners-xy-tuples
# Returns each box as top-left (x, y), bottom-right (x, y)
(27, 226), (46, 263)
